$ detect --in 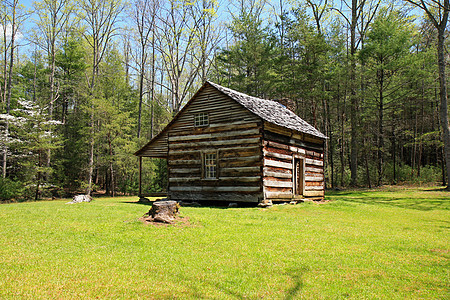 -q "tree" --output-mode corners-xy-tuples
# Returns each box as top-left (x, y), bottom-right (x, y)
(360, 9), (413, 185)
(216, 0), (275, 97)
(78, 0), (124, 195)
(55, 35), (88, 191)
(32, 0), (75, 176)
(305, 0), (328, 35)
(157, 0), (220, 113)
(96, 48), (135, 196)
(0, 99), (61, 200)
(130, 0), (158, 139)
(1, 0), (28, 178)
(404, 0), (450, 189)
(333, 0), (380, 185)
